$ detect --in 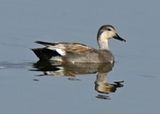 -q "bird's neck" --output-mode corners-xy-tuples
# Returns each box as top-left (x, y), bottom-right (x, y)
(98, 37), (109, 50)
